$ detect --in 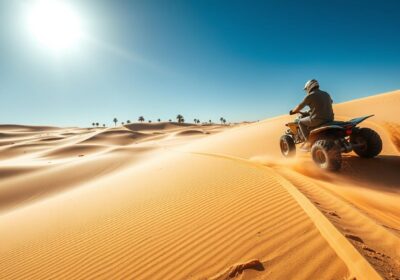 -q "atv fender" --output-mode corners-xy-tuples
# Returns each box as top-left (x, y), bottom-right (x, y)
(309, 125), (345, 136)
